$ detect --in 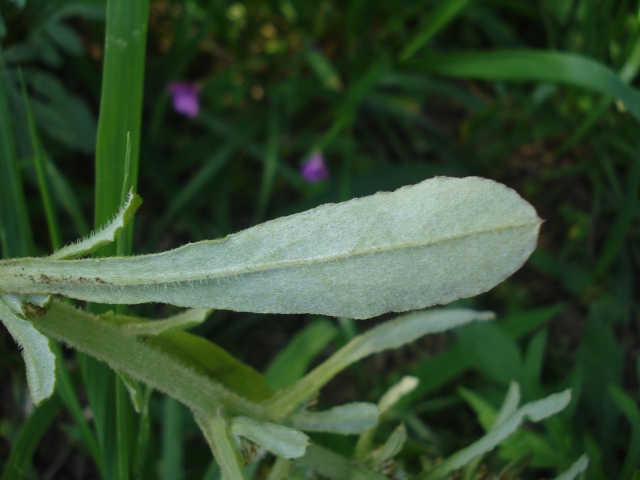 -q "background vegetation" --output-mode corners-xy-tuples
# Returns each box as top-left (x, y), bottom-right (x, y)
(0, 0), (638, 478)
